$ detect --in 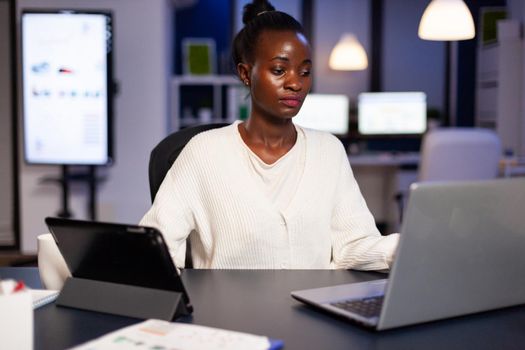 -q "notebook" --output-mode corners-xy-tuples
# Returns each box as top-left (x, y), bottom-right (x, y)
(291, 178), (525, 330)
(45, 217), (192, 314)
